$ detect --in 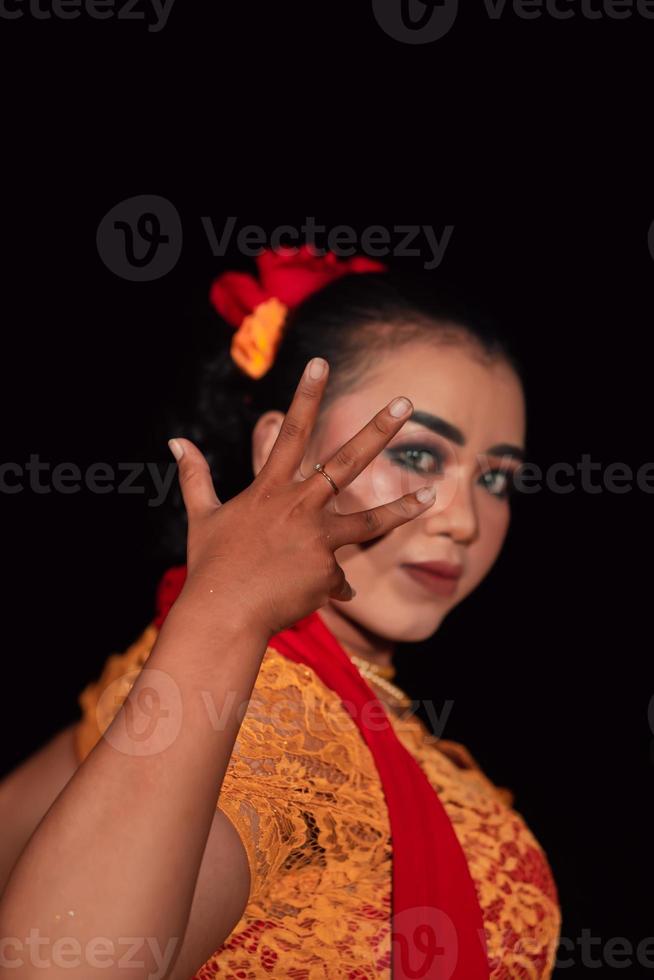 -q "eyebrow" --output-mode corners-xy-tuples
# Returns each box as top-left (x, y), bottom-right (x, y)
(408, 410), (526, 462)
